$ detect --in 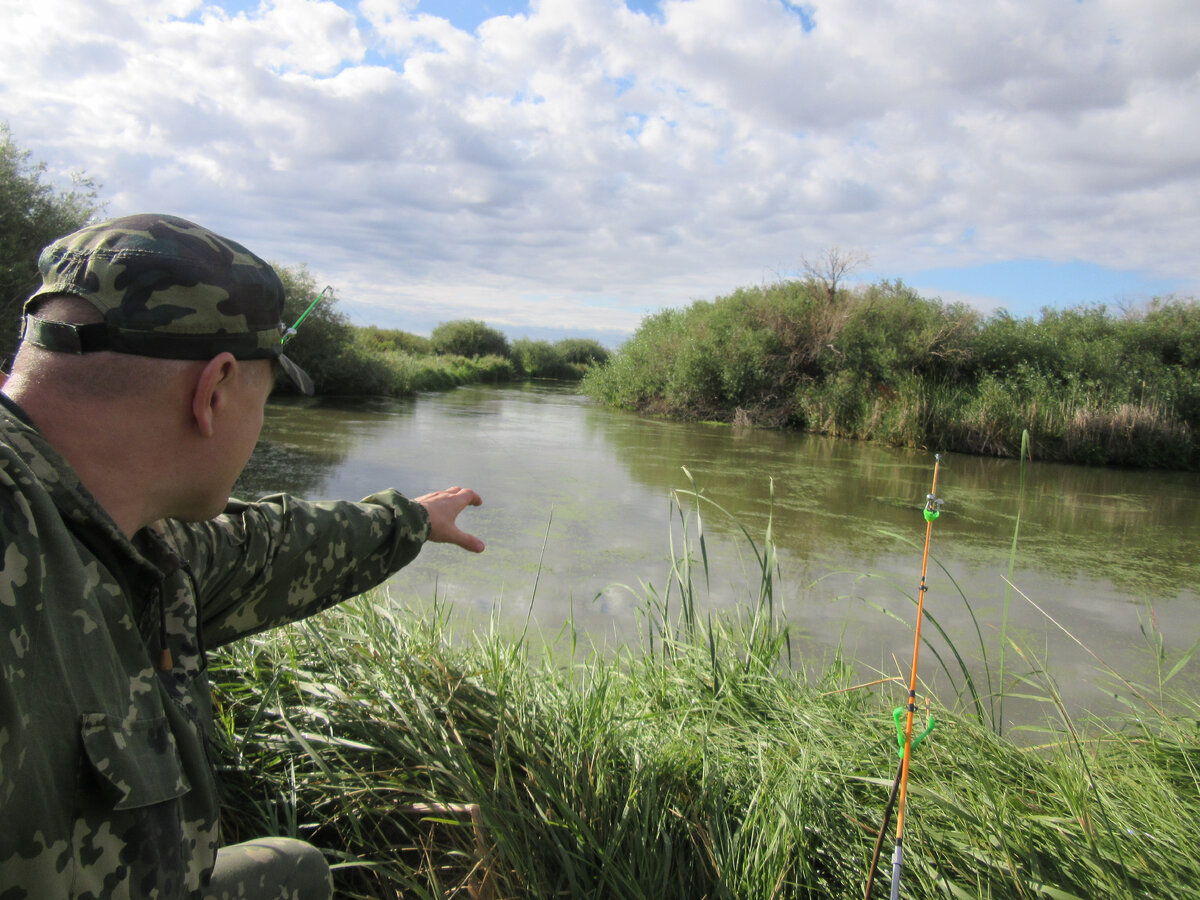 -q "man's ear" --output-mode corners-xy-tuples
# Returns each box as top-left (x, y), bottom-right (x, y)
(191, 353), (238, 438)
